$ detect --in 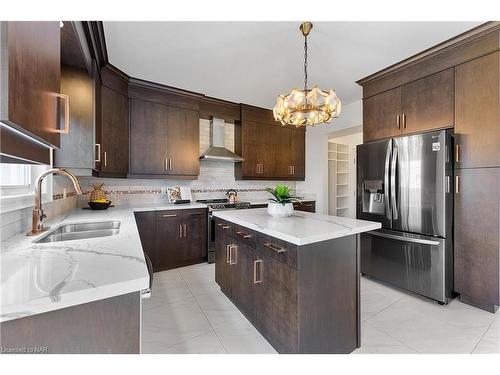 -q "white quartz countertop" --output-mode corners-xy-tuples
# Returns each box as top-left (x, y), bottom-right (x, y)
(0, 202), (207, 323)
(212, 208), (381, 245)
